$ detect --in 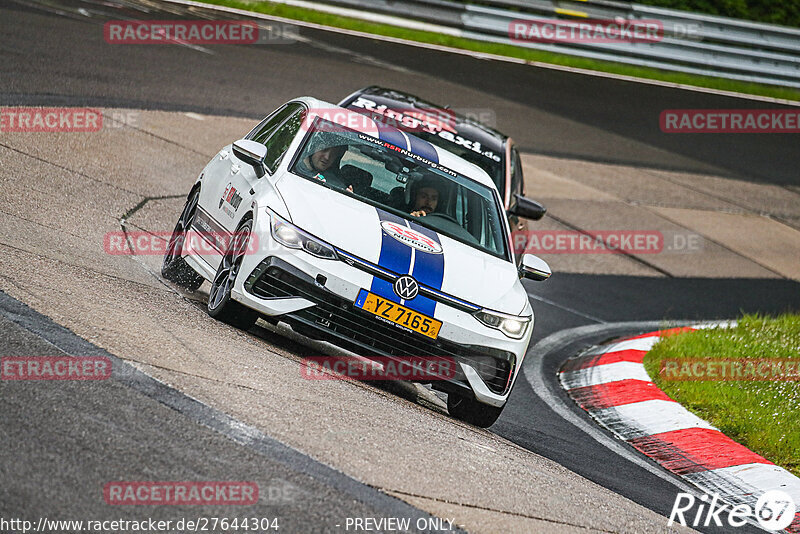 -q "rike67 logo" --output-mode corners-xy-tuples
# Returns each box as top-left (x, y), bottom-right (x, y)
(669, 490), (796, 531)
